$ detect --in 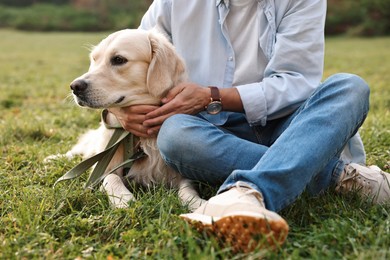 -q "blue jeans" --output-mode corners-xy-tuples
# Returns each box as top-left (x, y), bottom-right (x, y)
(157, 73), (370, 212)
